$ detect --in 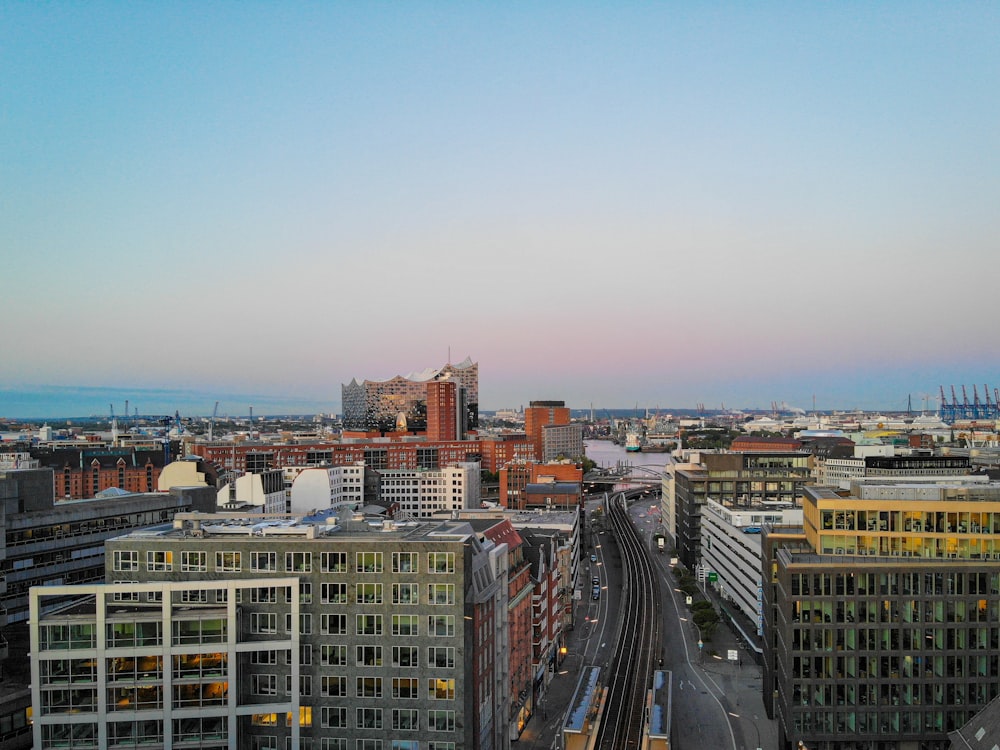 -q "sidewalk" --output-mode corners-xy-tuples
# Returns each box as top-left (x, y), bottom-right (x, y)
(515, 601), (592, 749)
(694, 579), (780, 750)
